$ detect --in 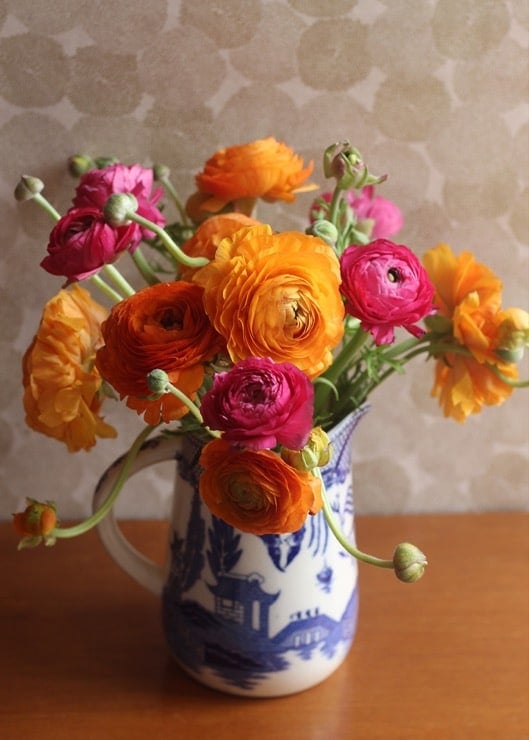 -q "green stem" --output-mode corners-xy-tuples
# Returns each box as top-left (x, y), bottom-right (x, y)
(89, 274), (124, 303)
(52, 425), (157, 539)
(316, 468), (393, 569)
(32, 192), (61, 222)
(159, 175), (188, 225)
(131, 247), (161, 286)
(127, 212), (208, 268)
(103, 264), (135, 297)
(486, 363), (529, 388)
(160, 379), (220, 437)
